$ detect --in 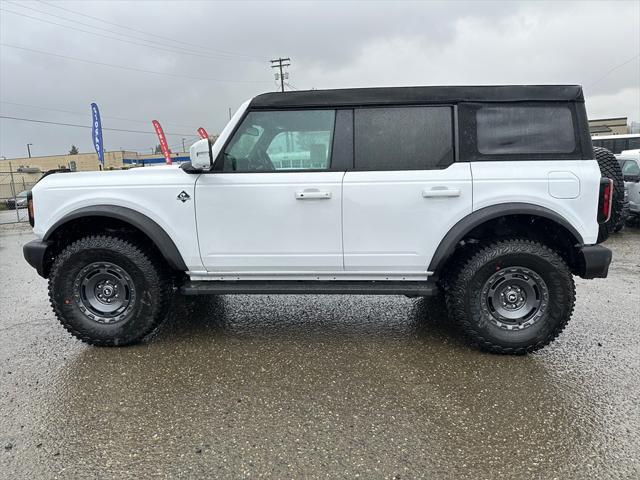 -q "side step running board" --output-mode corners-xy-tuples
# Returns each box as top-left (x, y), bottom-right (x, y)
(180, 280), (439, 296)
